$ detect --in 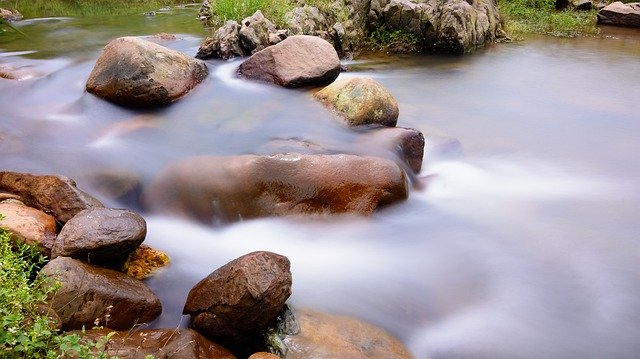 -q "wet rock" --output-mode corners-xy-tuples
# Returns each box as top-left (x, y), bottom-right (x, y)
(52, 208), (146, 269)
(237, 35), (340, 88)
(249, 353), (280, 359)
(0, 8), (22, 21)
(370, 0), (502, 53)
(79, 328), (236, 359)
(82, 168), (143, 209)
(0, 202), (57, 256)
(183, 251), (292, 343)
(598, 2), (640, 28)
(0, 64), (41, 81)
(123, 244), (170, 279)
(86, 37), (208, 107)
(40, 257), (162, 331)
(197, 21), (244, 60)
(144, 153), (408, 223)
(357, 127), (425, 173)
(314, 77), (399, 127)
(0, 171), (103, 224)
(281, 309), (413, 359)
